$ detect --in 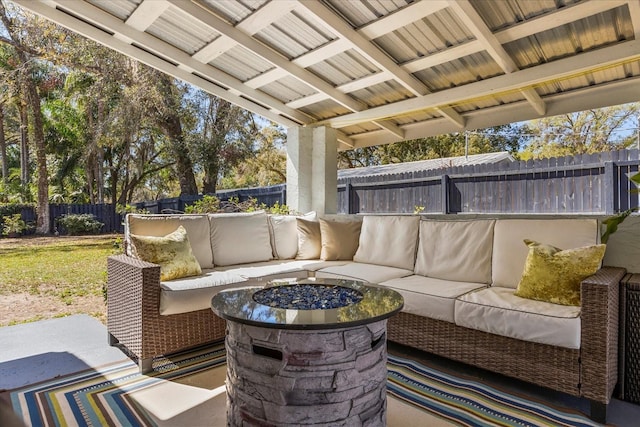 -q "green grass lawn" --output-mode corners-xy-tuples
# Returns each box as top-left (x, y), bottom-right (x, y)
(0, 235), (122, 325)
